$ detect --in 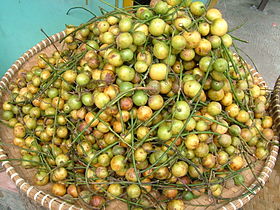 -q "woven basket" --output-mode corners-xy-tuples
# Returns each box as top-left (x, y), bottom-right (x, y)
(0, 32), (279, 210)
